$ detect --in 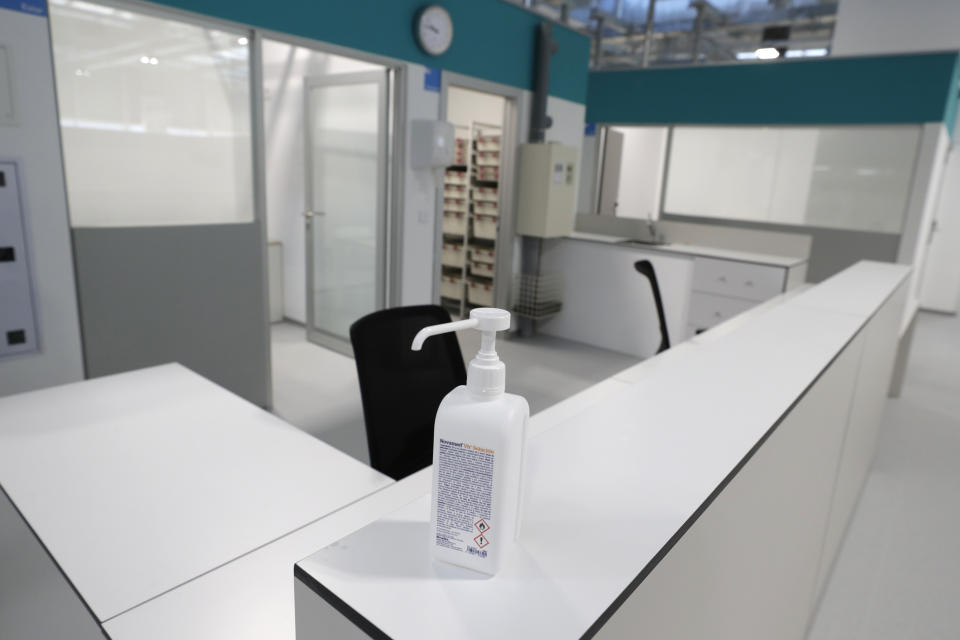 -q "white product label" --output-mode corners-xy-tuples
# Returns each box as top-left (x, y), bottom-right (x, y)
(436, 438), (494, 558)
